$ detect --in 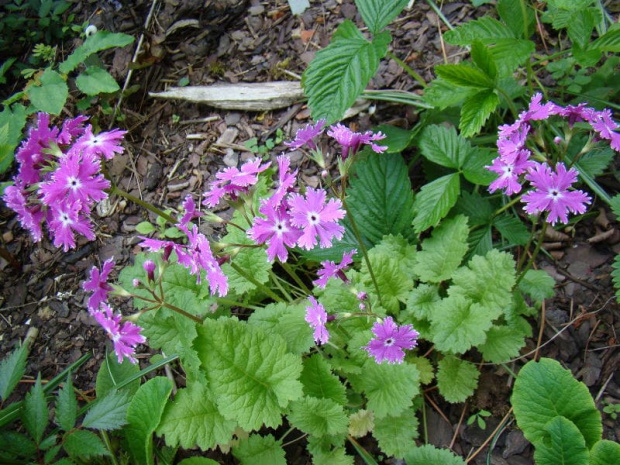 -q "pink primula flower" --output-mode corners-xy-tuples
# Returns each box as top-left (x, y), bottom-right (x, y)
(248, 204), (302, 262)
(313, 249), (356, 288)
(92, 303), (146, 364)
(203, 158), (271, 207)
(305, 296), (330, 345)
(71, 125), (126, 160)
(83, 257), (115, 312)
(363, 316), (419, 364)
(327, 123), (387, 159)
(46, 200), (96, 251)
(284, 119), (326, 151)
